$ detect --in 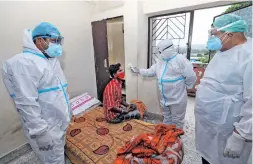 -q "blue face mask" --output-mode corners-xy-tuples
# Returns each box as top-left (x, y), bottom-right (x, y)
(207, 37), (222, 51)
(45, 42), (63, 57)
